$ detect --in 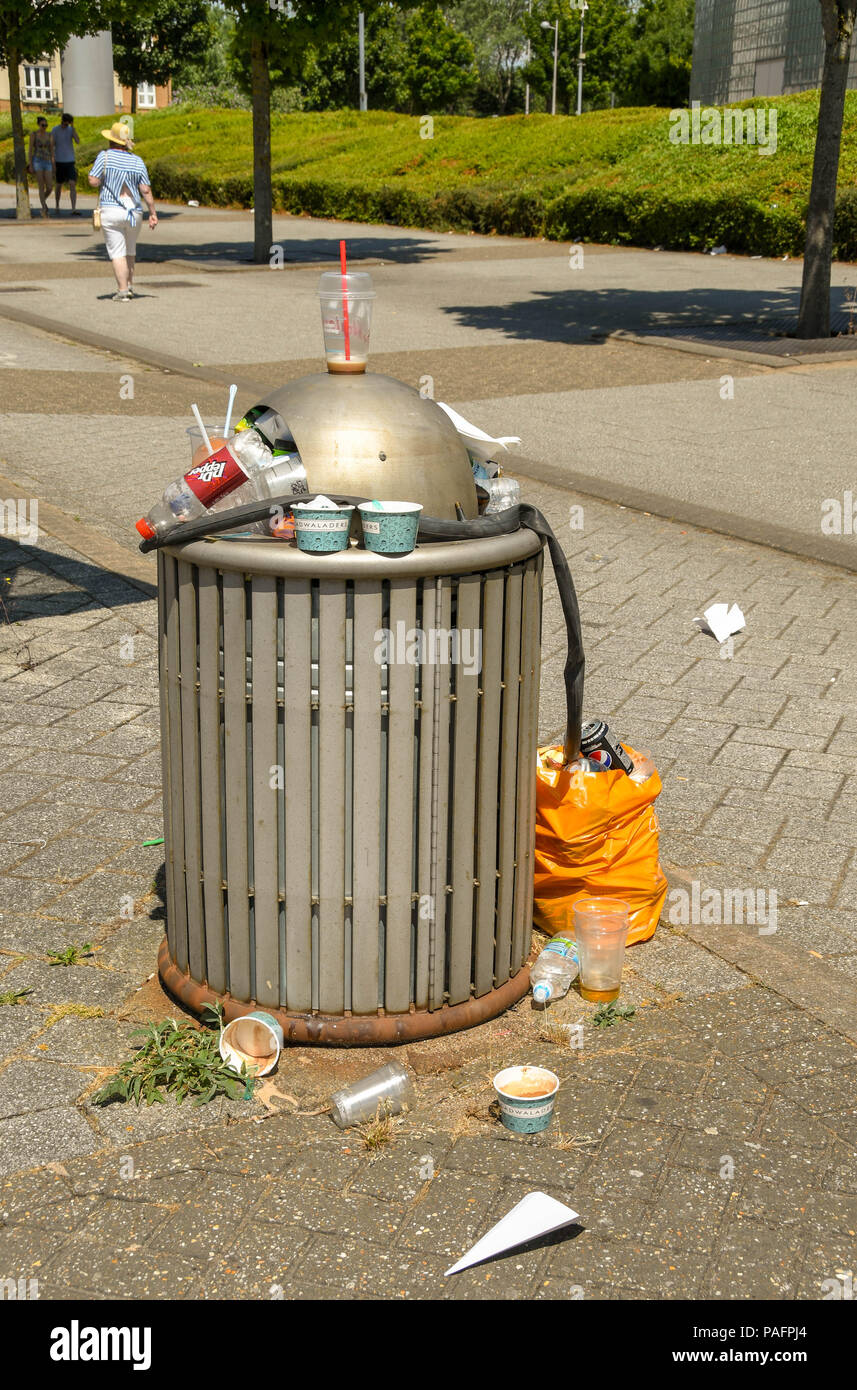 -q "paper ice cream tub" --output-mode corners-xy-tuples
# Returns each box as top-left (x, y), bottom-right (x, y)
(493, 1065), (559, 1134)
(220, 1011), (283, 1077)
